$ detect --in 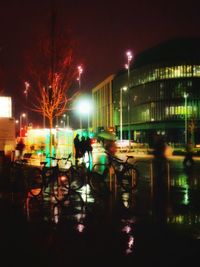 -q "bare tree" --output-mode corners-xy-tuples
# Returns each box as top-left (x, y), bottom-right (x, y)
(26, 13), (78, 157)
